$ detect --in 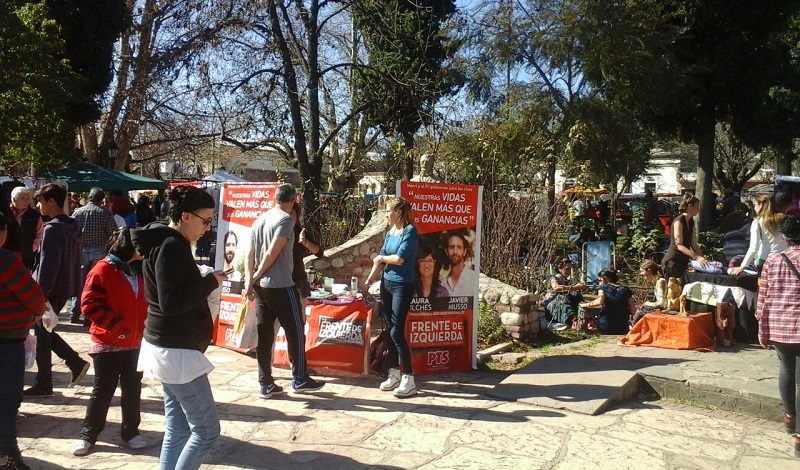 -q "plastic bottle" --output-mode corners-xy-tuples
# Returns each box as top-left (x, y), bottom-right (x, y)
(351, 274), (359, 293)
(306, 266), (316, 287)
